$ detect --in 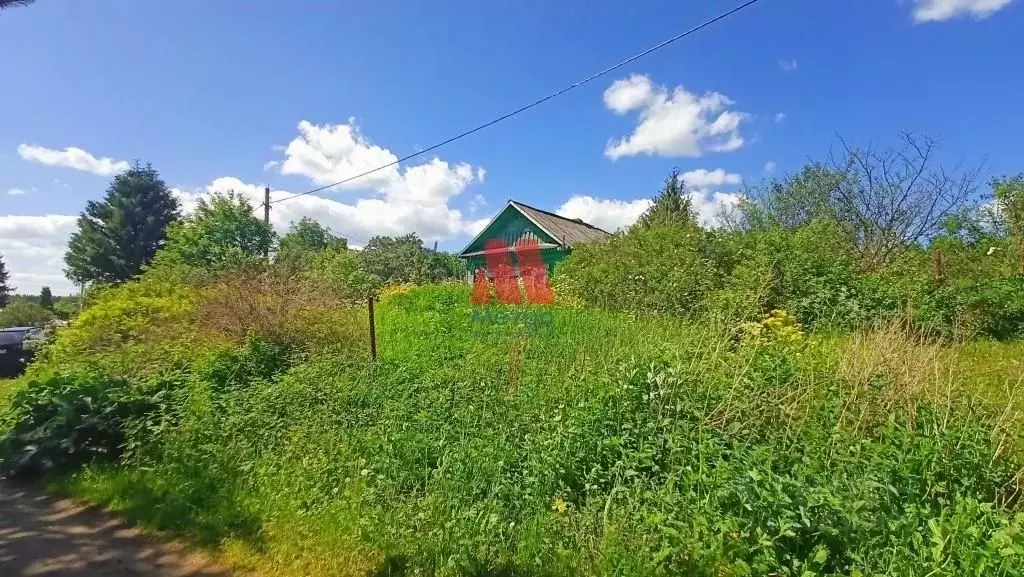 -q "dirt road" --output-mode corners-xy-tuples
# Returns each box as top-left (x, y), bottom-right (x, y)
(0, 481), (234, 576)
